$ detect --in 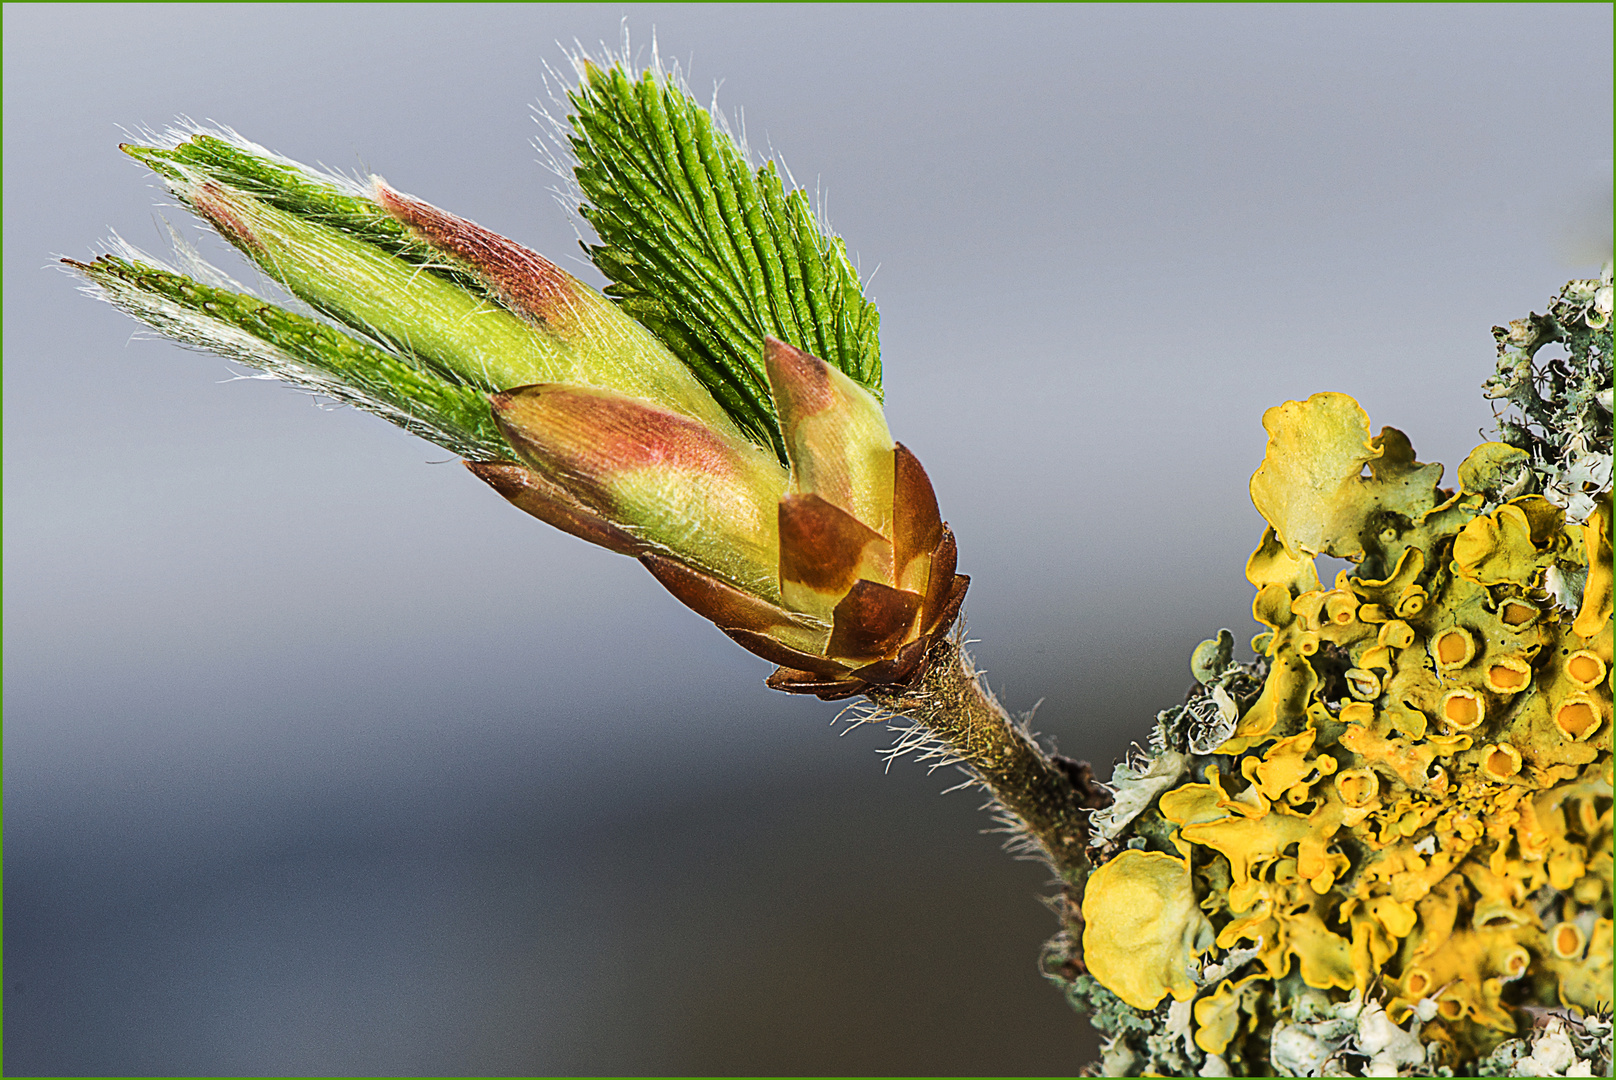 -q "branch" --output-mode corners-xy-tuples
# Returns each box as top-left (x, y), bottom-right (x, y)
(866, 639), (1100, 888)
